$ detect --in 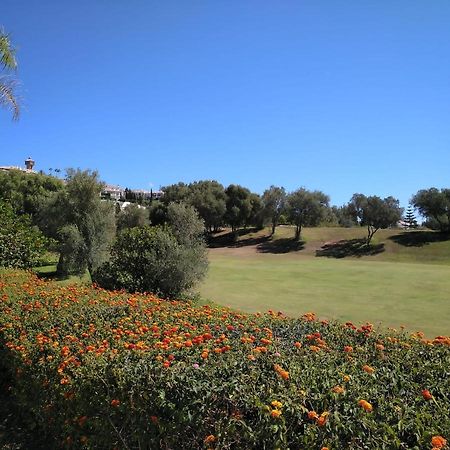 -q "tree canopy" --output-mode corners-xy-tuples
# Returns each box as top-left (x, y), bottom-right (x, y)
(286, 188), (330, 240)
(348, 194), (403, 244)
(411, 188), (450, 232)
